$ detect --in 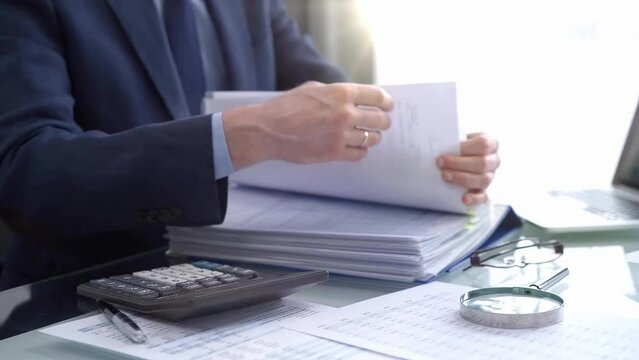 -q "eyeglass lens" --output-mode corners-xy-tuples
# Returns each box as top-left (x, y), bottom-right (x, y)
(482, 238), (562, 268)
